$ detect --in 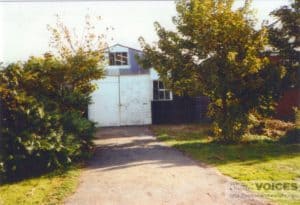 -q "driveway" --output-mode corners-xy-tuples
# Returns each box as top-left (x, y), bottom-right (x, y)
(65, 126), (270, 205)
